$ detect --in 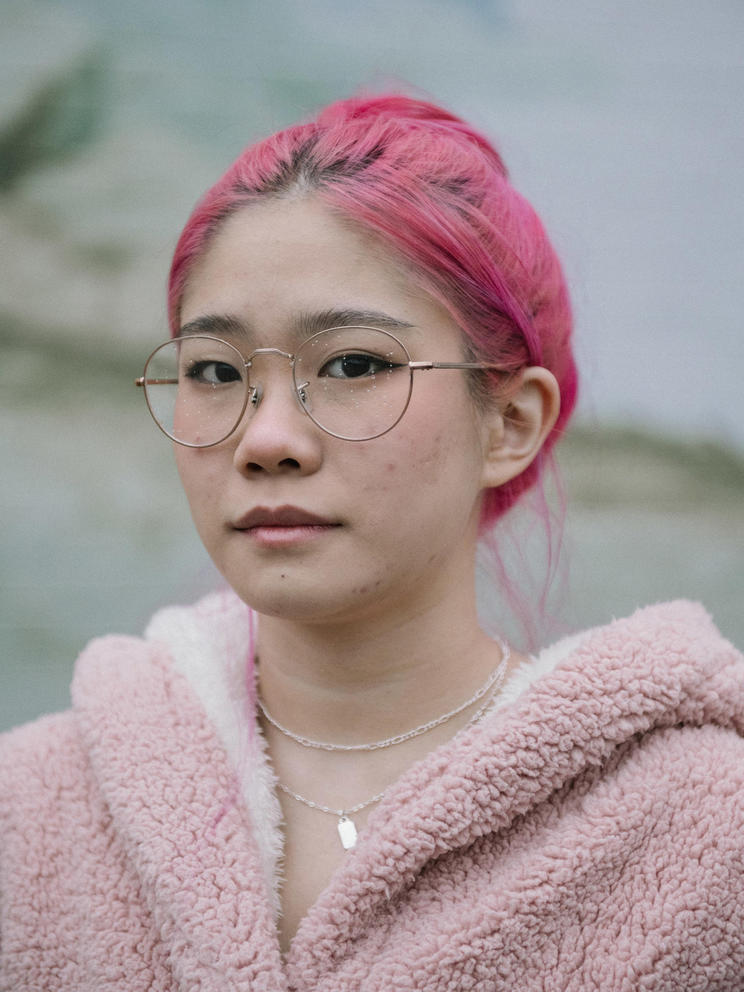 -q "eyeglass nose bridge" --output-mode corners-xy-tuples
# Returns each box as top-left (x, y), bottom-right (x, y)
(242, 345), (305, 412)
